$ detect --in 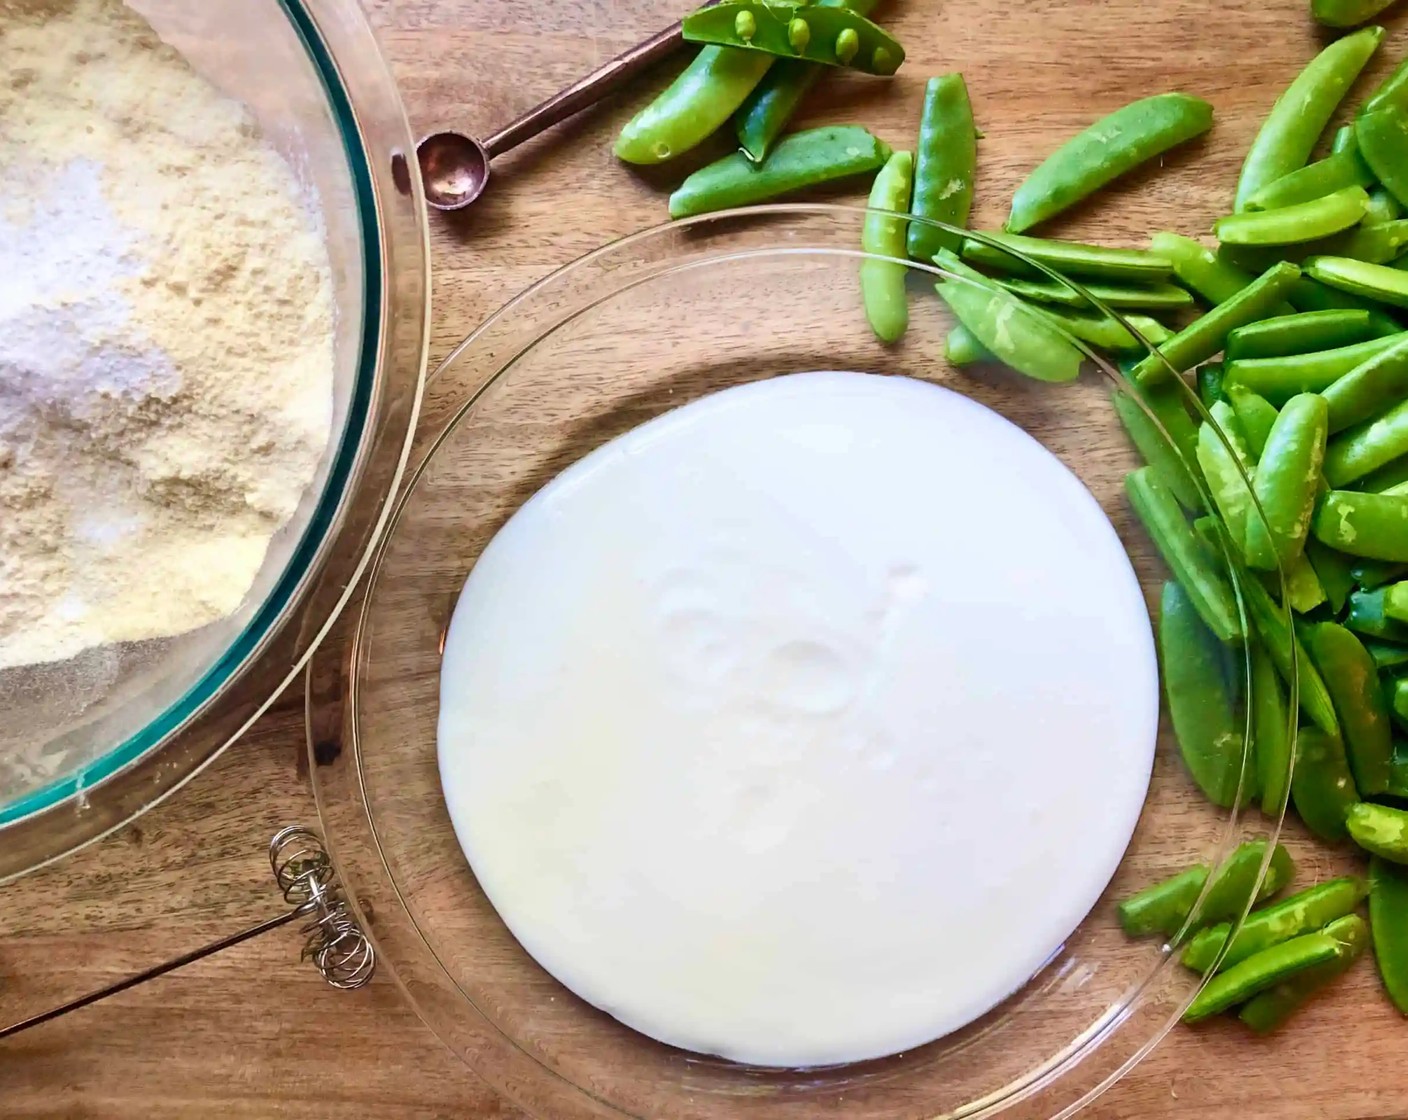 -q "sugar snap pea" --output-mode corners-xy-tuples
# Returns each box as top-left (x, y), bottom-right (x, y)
(1293, 727), (1360, 841)
(1334, 219), (1408, 265)
(1290, 274), (1387, 315)
(1367, 638), (1408, 669)
(1308, 538), (1357, 613)
(1269, 550), (1329, 614)
(1007, 93), (1214, 234)
(1194, 841), (1295, 929)
(1306, 622), (1393, 794)
(1357, 454), (1408, 492)
(1234, 26), (1384, 212)
(961, 233), (1174, 284)
(1314, 491), (1408, 562)
(1132, 262), (1302, 386)
(1366, 187), (1403, 226)
(860, 150), (913, 344)
(1386, 581), (1408, 622)
(668, 125), (890, 217)
(1307, 255), (1408, 309)
(1138, 375), (1205, 486)
(1245, 147), (1376, 212)
(1356, 107), (1408, 209)
(992, 276), (1193, 312)
(1390, 744), (1408, 793)
(681, 2), (904, 75)
(1391, 676), (1408, 731)
(615, 47), (773, 165)
(1132, 472), (1240, 640)
(1314, 0), (1398, 27)
(1042, 307), (1172, 354)
(1245, 393), (1328, 570)
(1363, 53), (1408, 117)
(1182, 876), (1368, 975)
(1347, 587), (1408, 643)
(1158, 579), (1247, 808)
(1333, 124), (1358, 155)
(1114, 392), (1203, 511)
(1226, 309), (1380, 363)
(1228, 385), (1278, 458)
(1217, 187), (1371, 247)
(1348, 802), (1408, 862)
(1244, 574), (1340, 734)
(933, 250), (1085, 382)
(1325, 398), (1408, 486)
(1149, 231), (1259, 305)
(1118, 865), (1210, 938)
(1321, 334), (1408, 433)
(1199, 363), (1228, 409)
(1226, 334), (1405, 404)
(1369, 855), (1408, 1014)
(945, 323), (989, 365)
(1197, 401), (1257, 553)
(1238, 913), (1369, 1033)
(1184, 929), (1342, 1023)
(1251, 641), (1294, 816)
(906, 74), (976, 260)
